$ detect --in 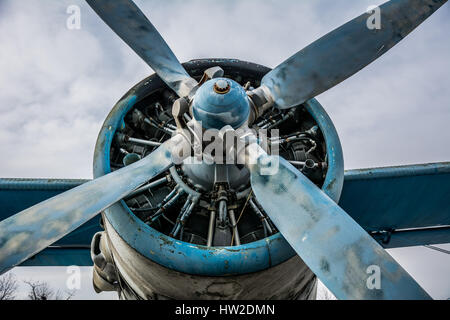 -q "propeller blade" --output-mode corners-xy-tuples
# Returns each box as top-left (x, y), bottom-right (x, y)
(250, 156), (431, 299)
(0, 140), (175, 274)
(86, 0), (197, 97)
(261, 0), (447, 109)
